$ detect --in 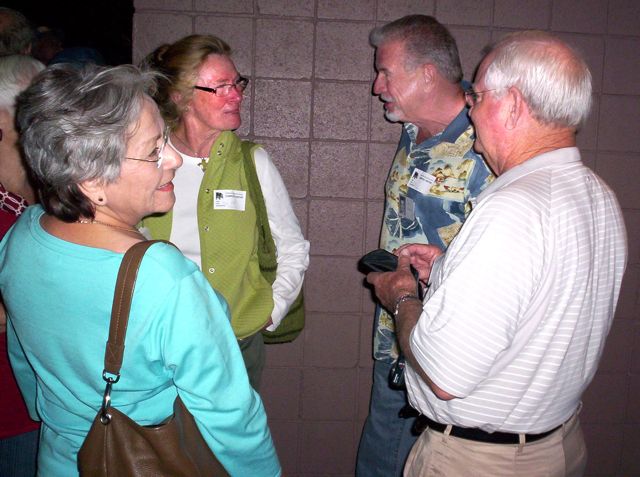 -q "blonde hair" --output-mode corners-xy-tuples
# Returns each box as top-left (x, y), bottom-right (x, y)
(143, 34), (231, 128)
